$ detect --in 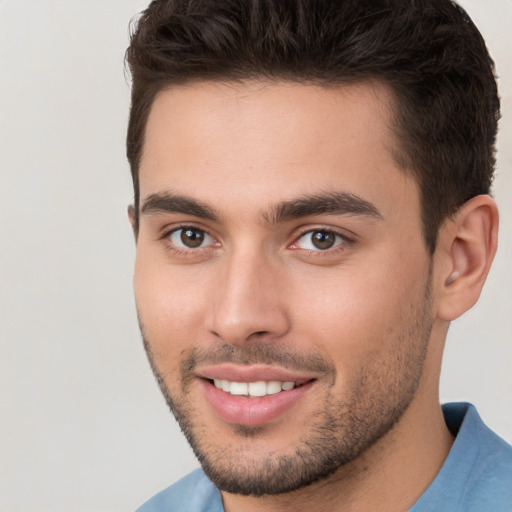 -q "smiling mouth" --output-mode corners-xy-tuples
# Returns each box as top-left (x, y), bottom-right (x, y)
(200, 375), (317, 426)
(208, 379), (310, 397)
